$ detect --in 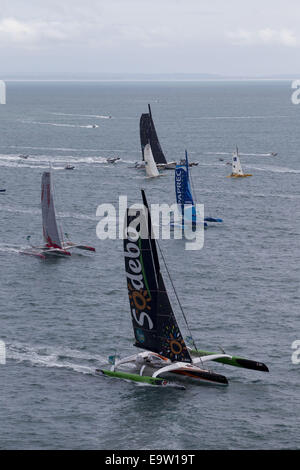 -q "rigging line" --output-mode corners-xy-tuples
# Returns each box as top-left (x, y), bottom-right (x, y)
(112, 215), (132, 368)
(110, 284), (130, 370)
(50, 163), (65, 246)
(190, 158), (213, 220)
(189, 165), (203, 221)
(189, 165), (197, 204)
(189, 166), (199, 210)
(156, 239), (198, 354)
(189, 167), (206, 223)
(187, 171), (224, 359)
